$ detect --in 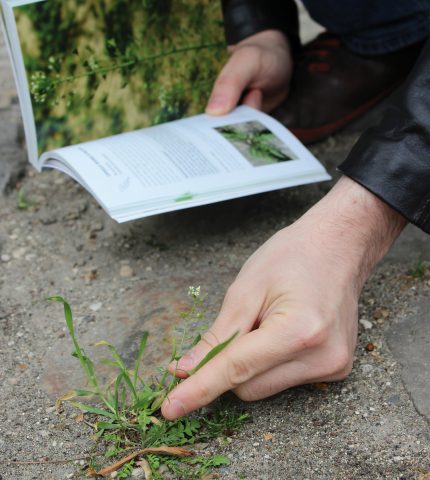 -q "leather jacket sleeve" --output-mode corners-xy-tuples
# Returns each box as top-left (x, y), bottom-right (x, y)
(221, 0), (300, 52)
(339, 38), (430, 234)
